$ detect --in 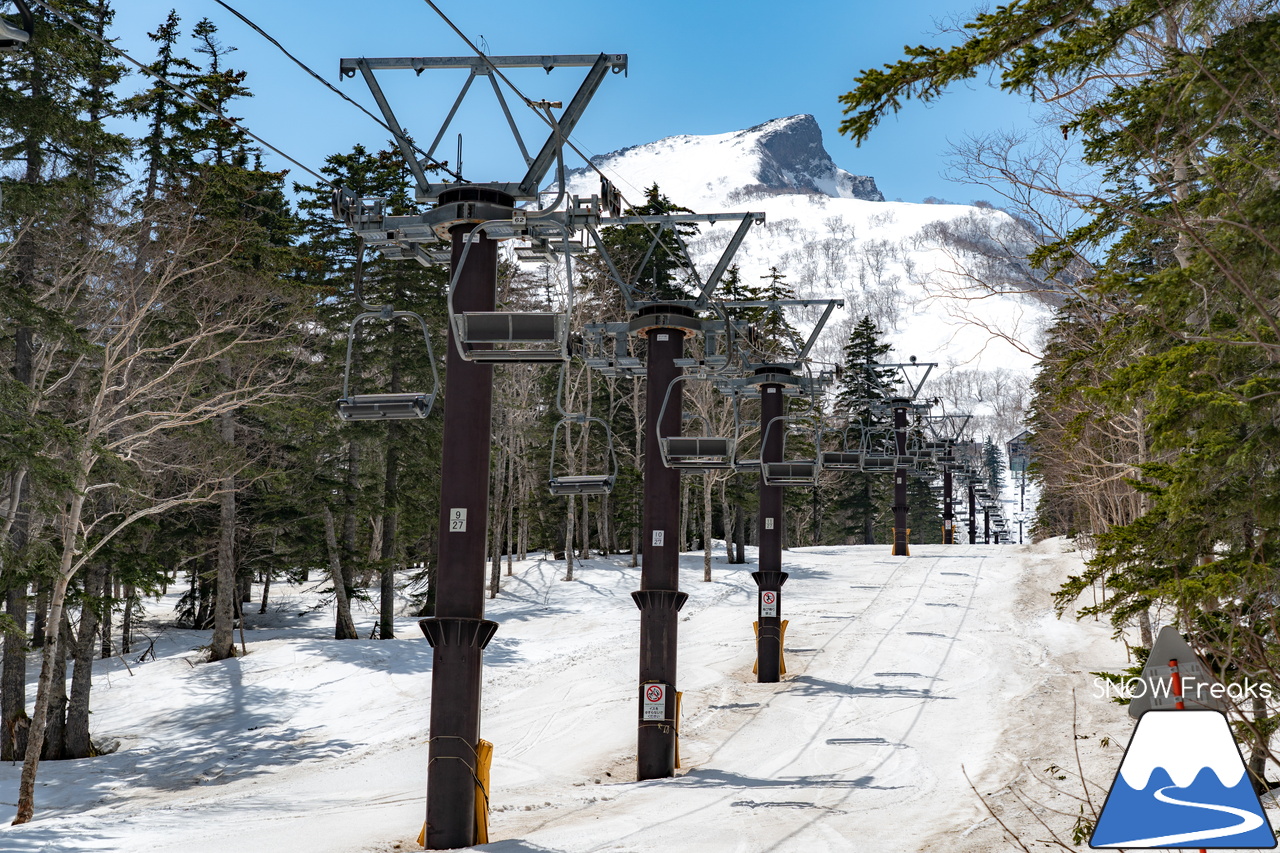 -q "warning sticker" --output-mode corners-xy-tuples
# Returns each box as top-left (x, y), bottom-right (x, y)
(761, 590), (778, 618)
(642, 683), (666, 720)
